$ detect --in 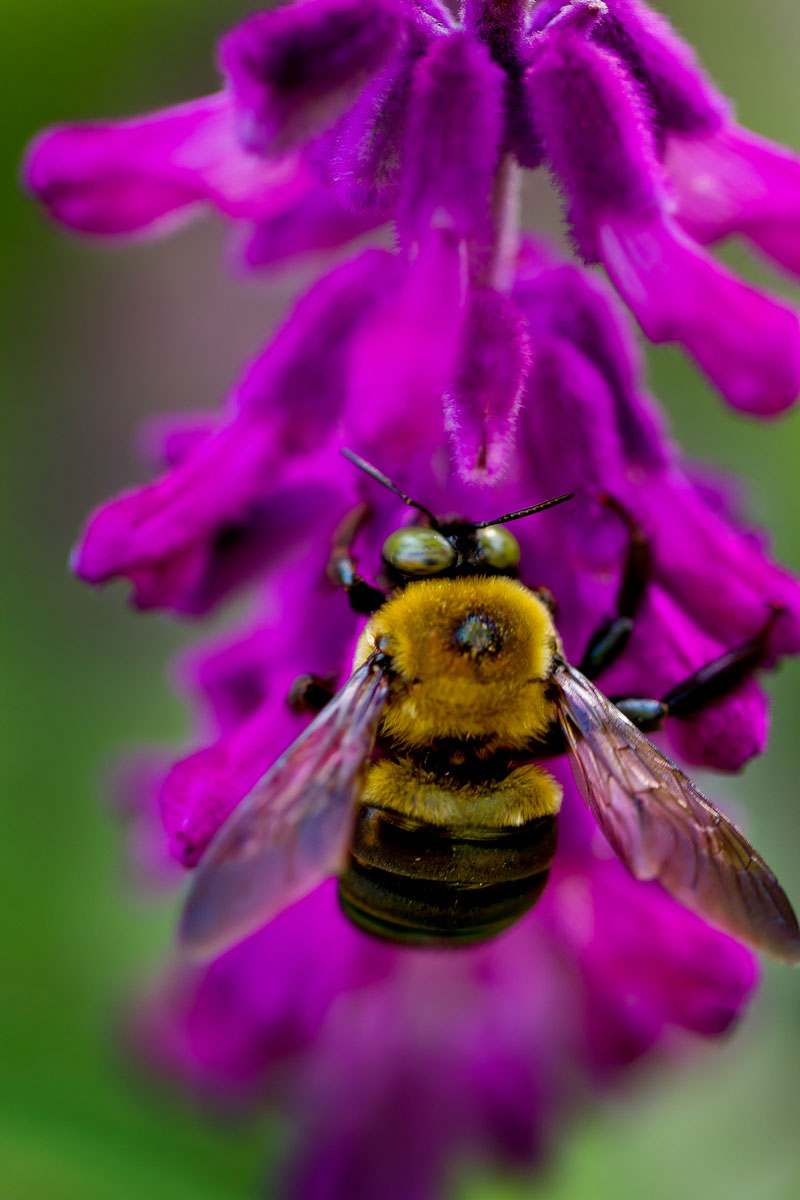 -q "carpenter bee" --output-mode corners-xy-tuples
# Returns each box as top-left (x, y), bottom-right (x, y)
(180, 452), (800, 963)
